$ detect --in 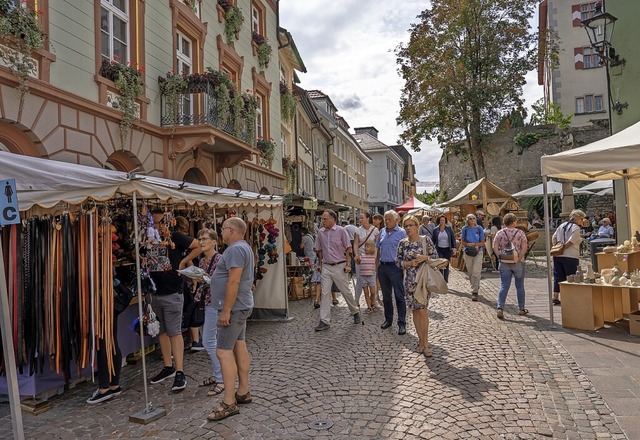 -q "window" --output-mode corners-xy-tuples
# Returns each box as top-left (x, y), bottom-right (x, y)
(176, 31), (193, 121)
(101, 0), (129, 63)
(255, 95), (264, 139)
(583, 47), (600, 69)
(575, 94), (603, 113)
(250, 2), (263, 35)
(580, 2), (597, 21)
